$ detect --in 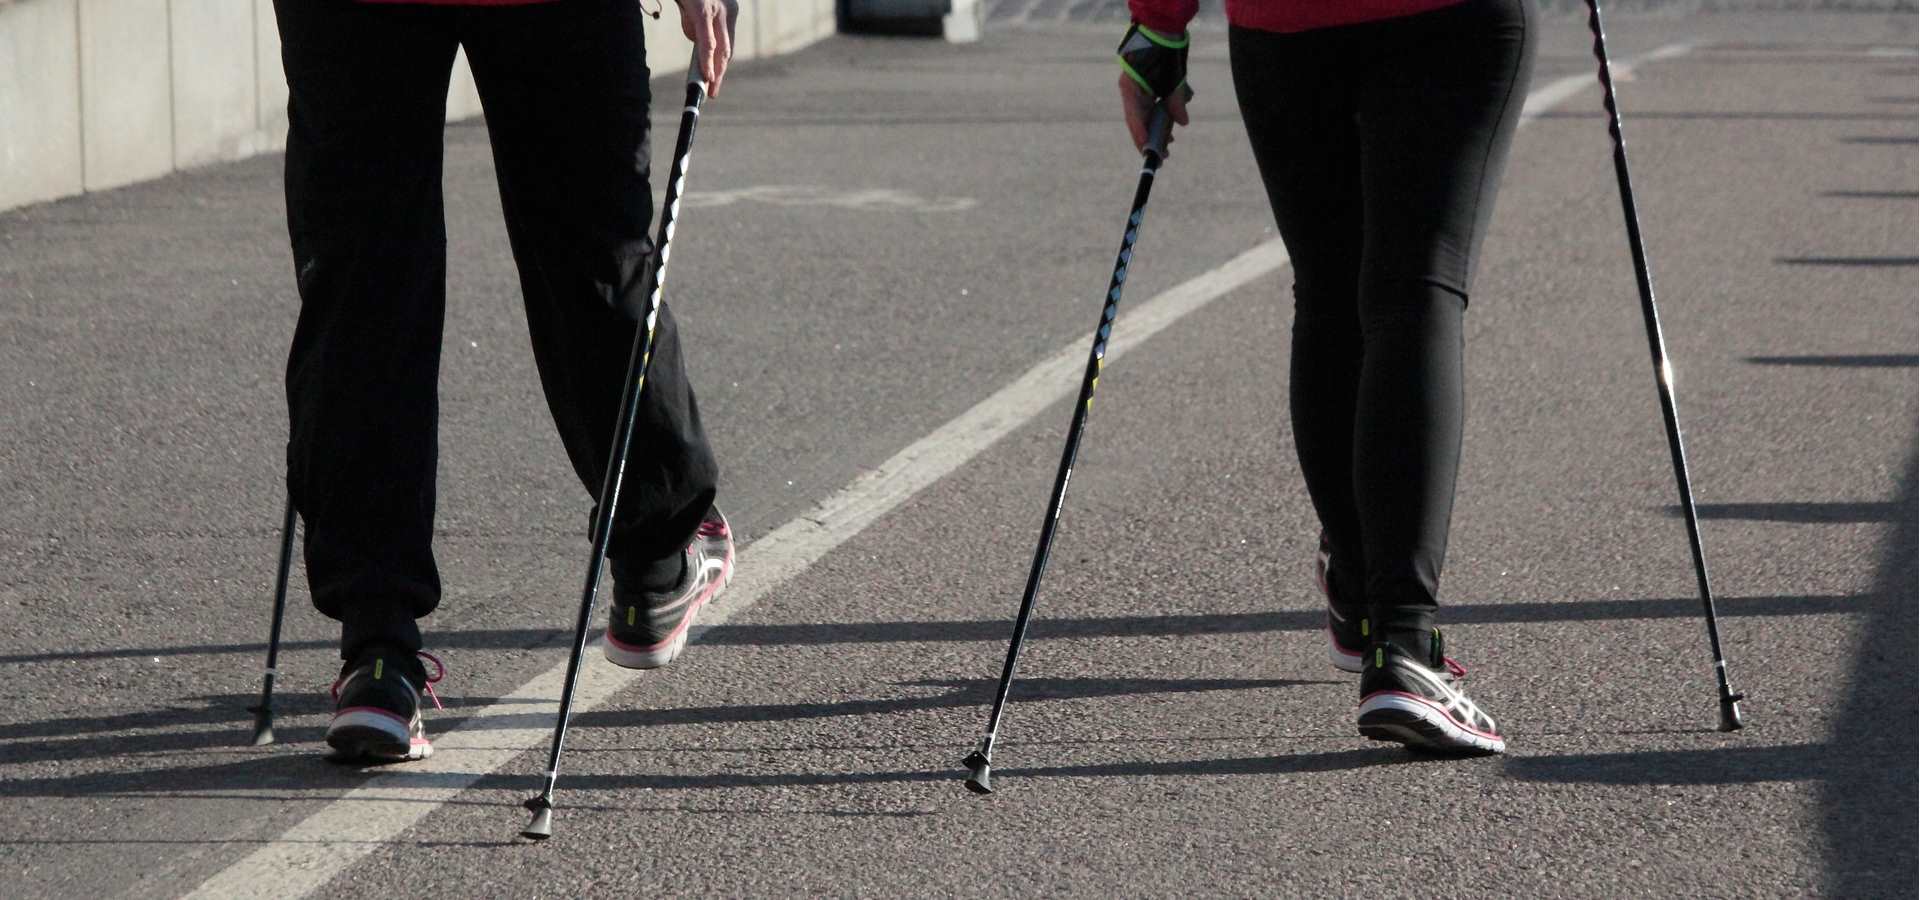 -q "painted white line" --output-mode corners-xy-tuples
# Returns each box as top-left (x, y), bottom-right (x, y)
(186, 43), (1690, 899)
(185, 251), (1292, 900)
(1522, 43), (1693, 120)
